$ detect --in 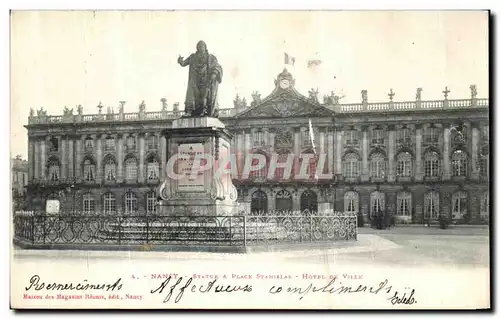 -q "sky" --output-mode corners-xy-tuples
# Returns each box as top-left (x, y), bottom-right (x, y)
(10, 11), (489, 158)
